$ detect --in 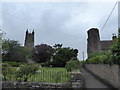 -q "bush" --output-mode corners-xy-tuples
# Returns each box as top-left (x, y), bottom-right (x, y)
(2, 63), (12, 81)
(65, 59), (81, 72)
(86, 51), (113, 64)
(16, 64), (39, 82)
